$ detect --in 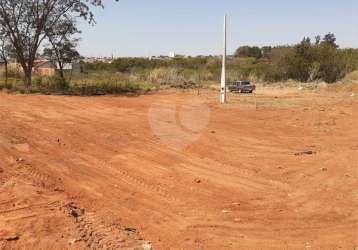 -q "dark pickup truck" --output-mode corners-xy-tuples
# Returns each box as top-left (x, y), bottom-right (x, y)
(228, 81), (256, 93)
